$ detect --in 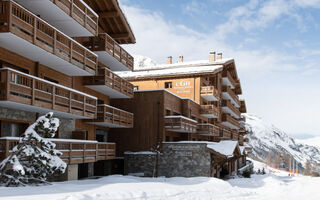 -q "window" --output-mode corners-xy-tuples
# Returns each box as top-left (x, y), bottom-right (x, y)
(44, 76), (59, 84)
(134, 86), (139, 91)
(165, 109), (171, 116)
(165, 82), (172, 89)
(0, 120), (29, 137)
